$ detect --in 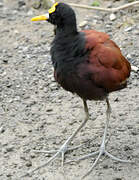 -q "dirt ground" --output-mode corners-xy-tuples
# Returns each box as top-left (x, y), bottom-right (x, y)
(0, 0), (139, 180)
